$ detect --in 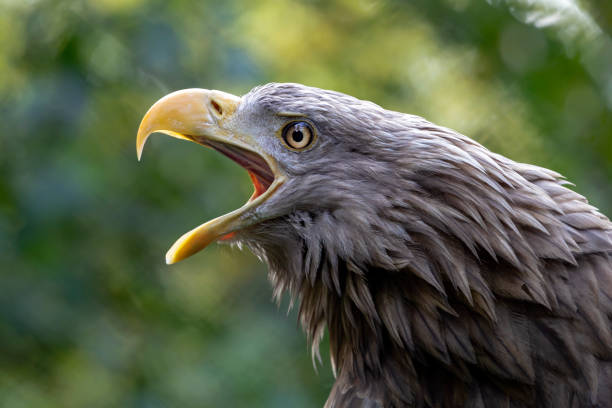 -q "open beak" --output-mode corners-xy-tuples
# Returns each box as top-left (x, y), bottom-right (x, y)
(136, 89), (285, 264)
